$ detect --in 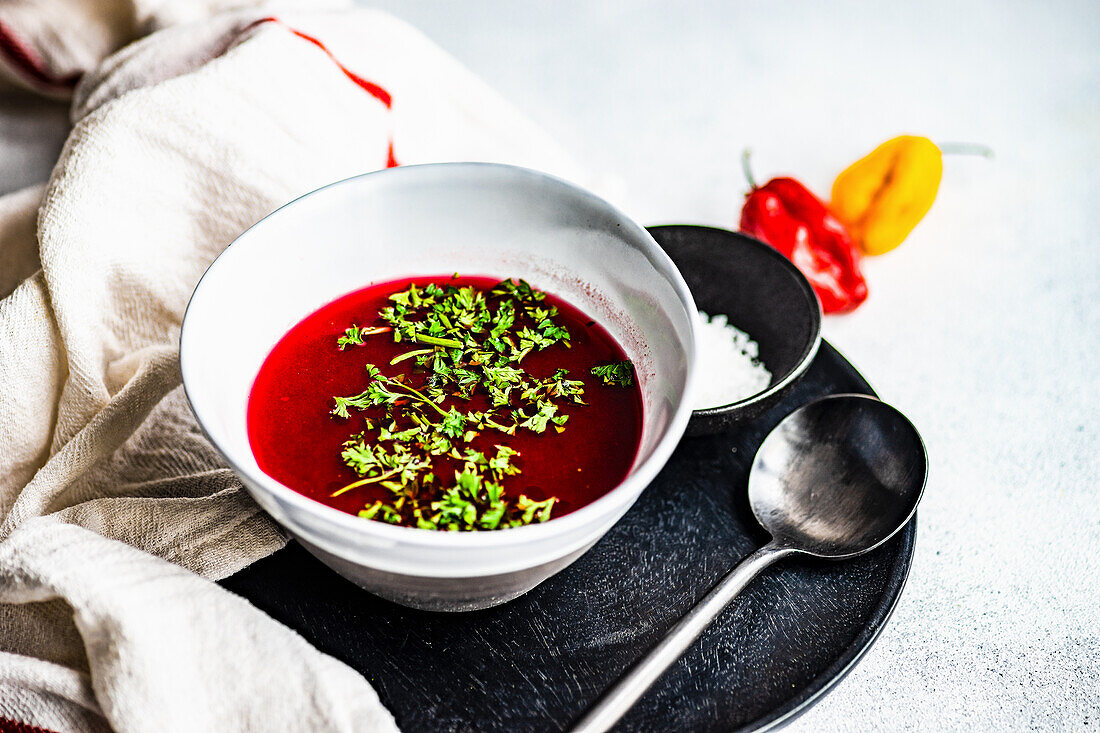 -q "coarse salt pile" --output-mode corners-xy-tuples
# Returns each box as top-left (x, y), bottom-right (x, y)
(693, 311), (772, 409)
